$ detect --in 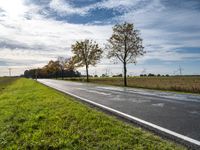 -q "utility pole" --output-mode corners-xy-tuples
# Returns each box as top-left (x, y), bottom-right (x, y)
(95, 70), (97, 76)
(141, 68), (146, 75)
(35, 69), (38, 80)
(105, 68), (110, 77)
(8, 68), (11, 77)
(178, 65), (183, 75)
